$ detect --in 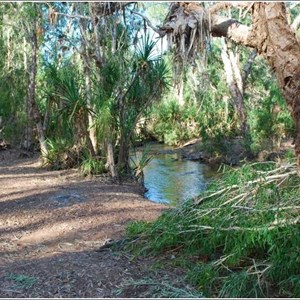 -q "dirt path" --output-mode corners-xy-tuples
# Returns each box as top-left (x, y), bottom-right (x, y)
(0, 149), (194, 298)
